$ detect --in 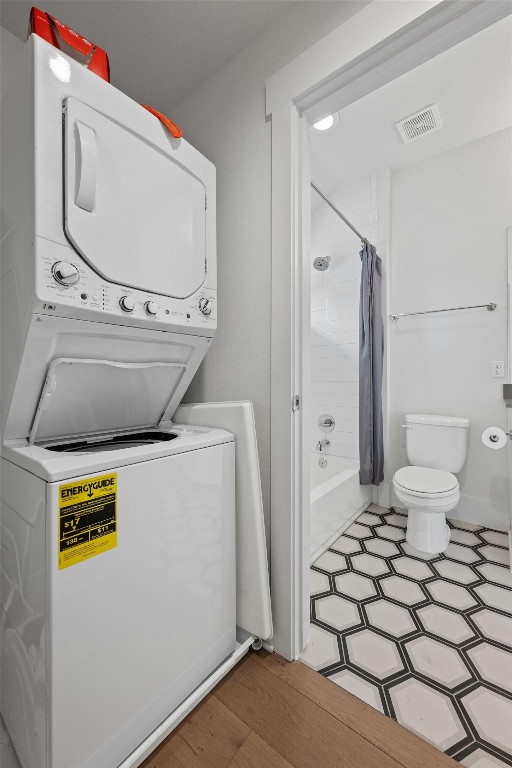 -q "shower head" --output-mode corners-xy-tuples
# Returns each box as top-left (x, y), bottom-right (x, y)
(313, 255), (330, 271)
